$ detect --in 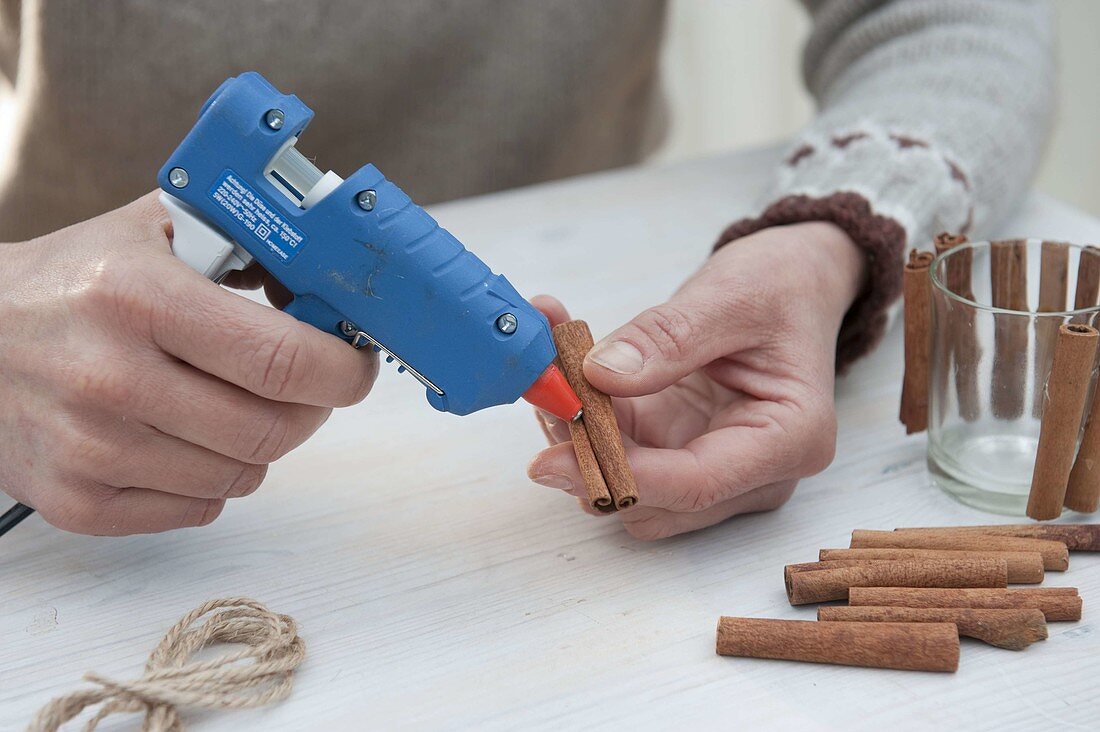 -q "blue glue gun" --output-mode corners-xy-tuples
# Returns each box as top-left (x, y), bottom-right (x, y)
(157, 72), (582, 421)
